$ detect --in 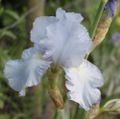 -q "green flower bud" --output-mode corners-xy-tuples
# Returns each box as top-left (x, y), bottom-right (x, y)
(47, 64), (64, 109)
(92, 0), (118, 50)
(103, 99), (120, 113)
(93, 16), (112, 49)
